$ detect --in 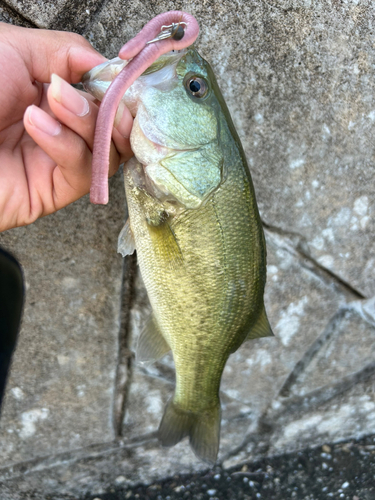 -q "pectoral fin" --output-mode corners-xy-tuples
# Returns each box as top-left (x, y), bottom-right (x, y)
(147, 220), (183, 268)
(118, 218), (136, 257)
(246, 306), (274, 340)
(136, 314), (170, 364)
